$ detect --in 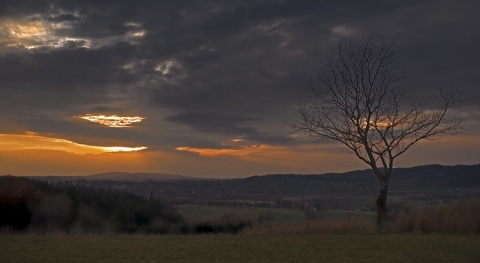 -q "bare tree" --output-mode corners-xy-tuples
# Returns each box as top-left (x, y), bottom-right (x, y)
(290, 39), (464, 232)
